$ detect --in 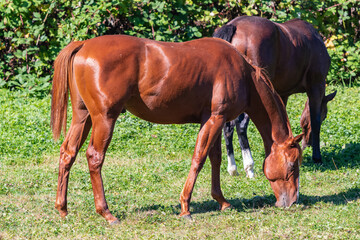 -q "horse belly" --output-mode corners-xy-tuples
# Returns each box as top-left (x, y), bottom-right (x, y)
(273, 47), (309, 95)
(124, 92), (210, 124)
